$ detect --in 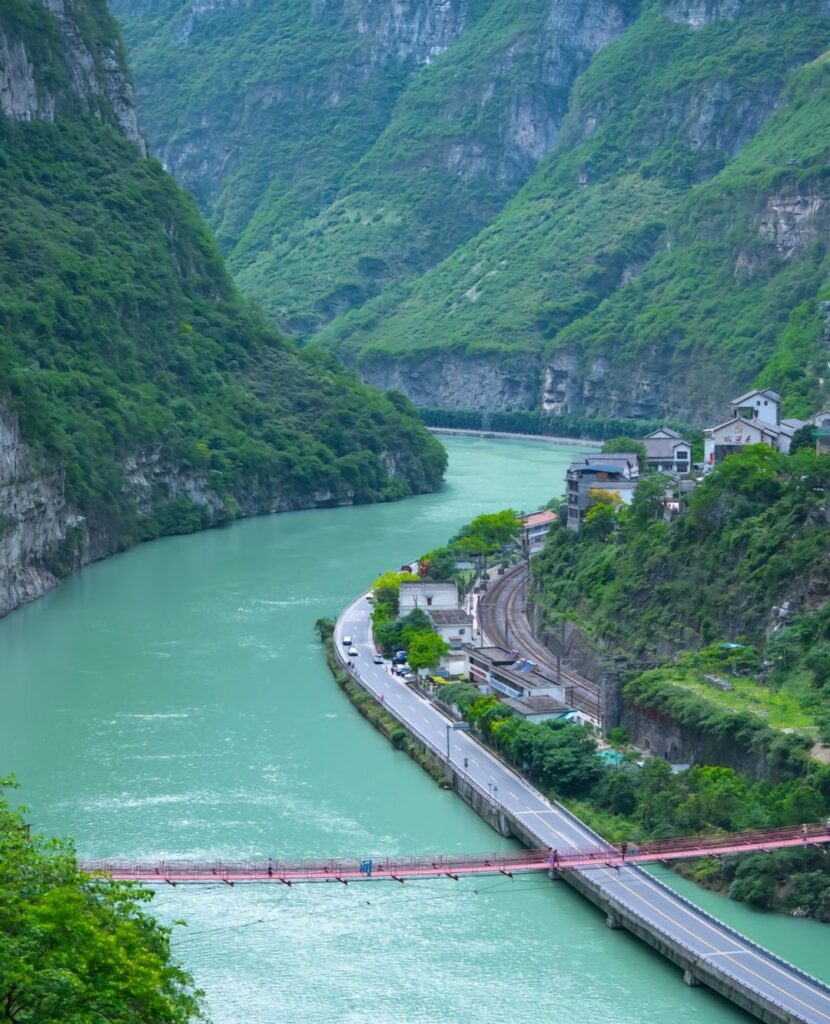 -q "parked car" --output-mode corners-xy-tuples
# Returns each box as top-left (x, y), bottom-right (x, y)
(373, 654), (384, 664)
(348, 646), (358, 657)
